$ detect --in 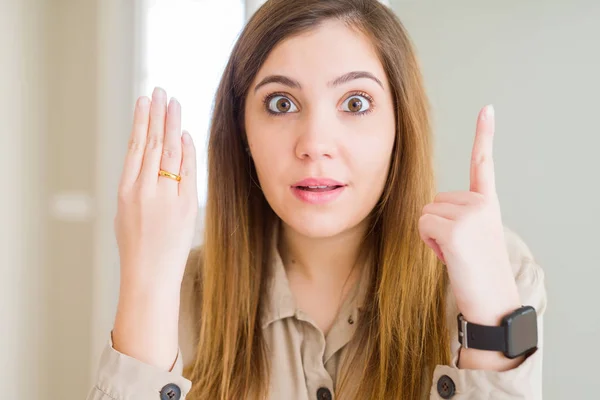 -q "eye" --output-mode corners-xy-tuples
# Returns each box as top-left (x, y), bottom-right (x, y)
(266, 95), (299, 114)
(341, 94), (372, 114)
